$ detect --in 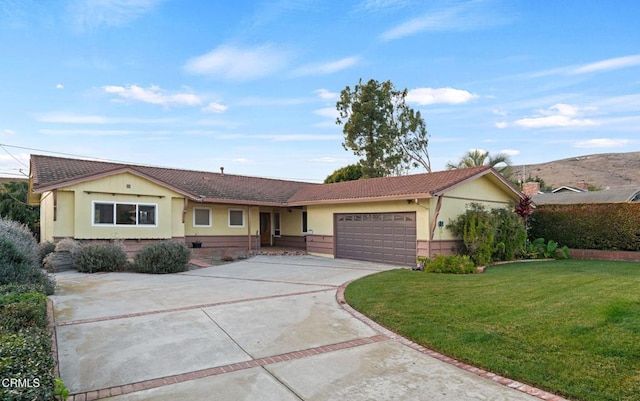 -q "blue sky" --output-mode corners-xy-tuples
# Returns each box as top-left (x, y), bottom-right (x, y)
(1, 0), (639, 182)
